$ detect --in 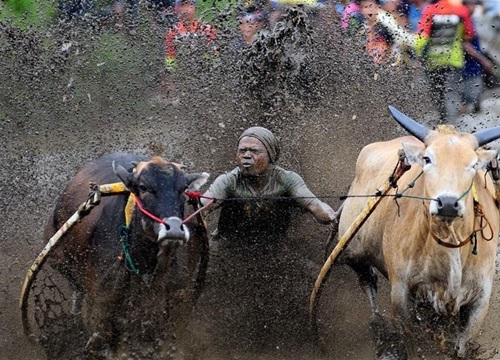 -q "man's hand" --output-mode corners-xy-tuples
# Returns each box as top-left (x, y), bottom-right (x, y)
(312, 202), (339, 225)
(326, 207), (339, 224)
